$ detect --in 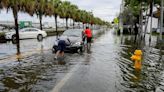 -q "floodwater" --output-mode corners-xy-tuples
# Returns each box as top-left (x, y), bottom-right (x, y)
(0, 29), (164, 92)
